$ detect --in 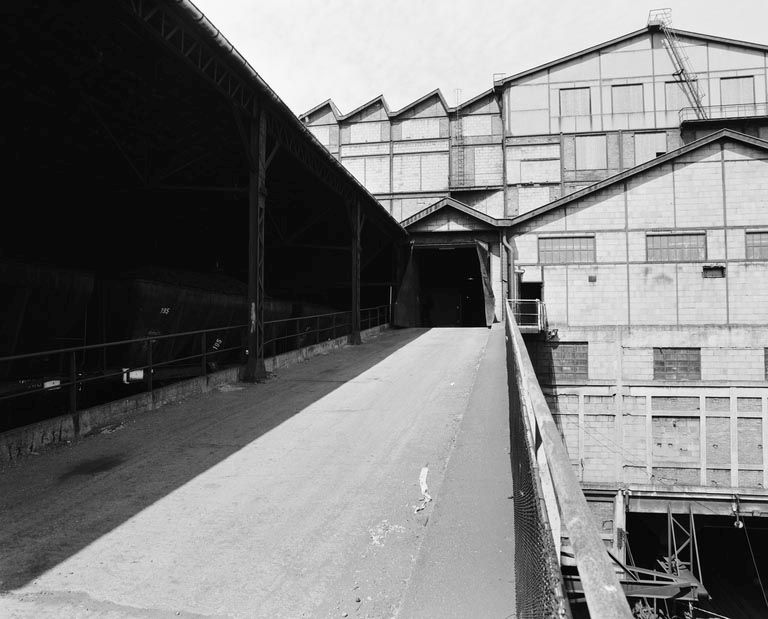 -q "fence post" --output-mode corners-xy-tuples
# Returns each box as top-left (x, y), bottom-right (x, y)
(201, 331), (207, 378)
(147, 342), (154, 406)
(332, 313), (336, 340)
(69, 351), (78, 434)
